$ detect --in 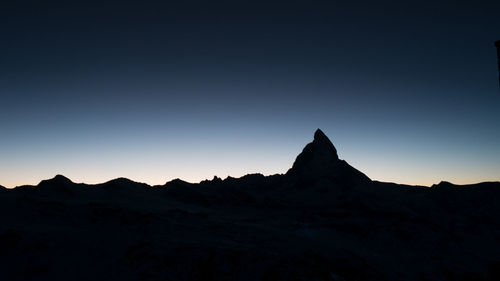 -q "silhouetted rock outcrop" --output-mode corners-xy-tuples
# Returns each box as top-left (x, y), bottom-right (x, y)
(0, 129), (499, 281)
(99, 177), (150, 192)
(36, 174), (78, 195)
(287, 129), (340, 176)
(40, 174), (73, 186)
(286, 129), (370, 191)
